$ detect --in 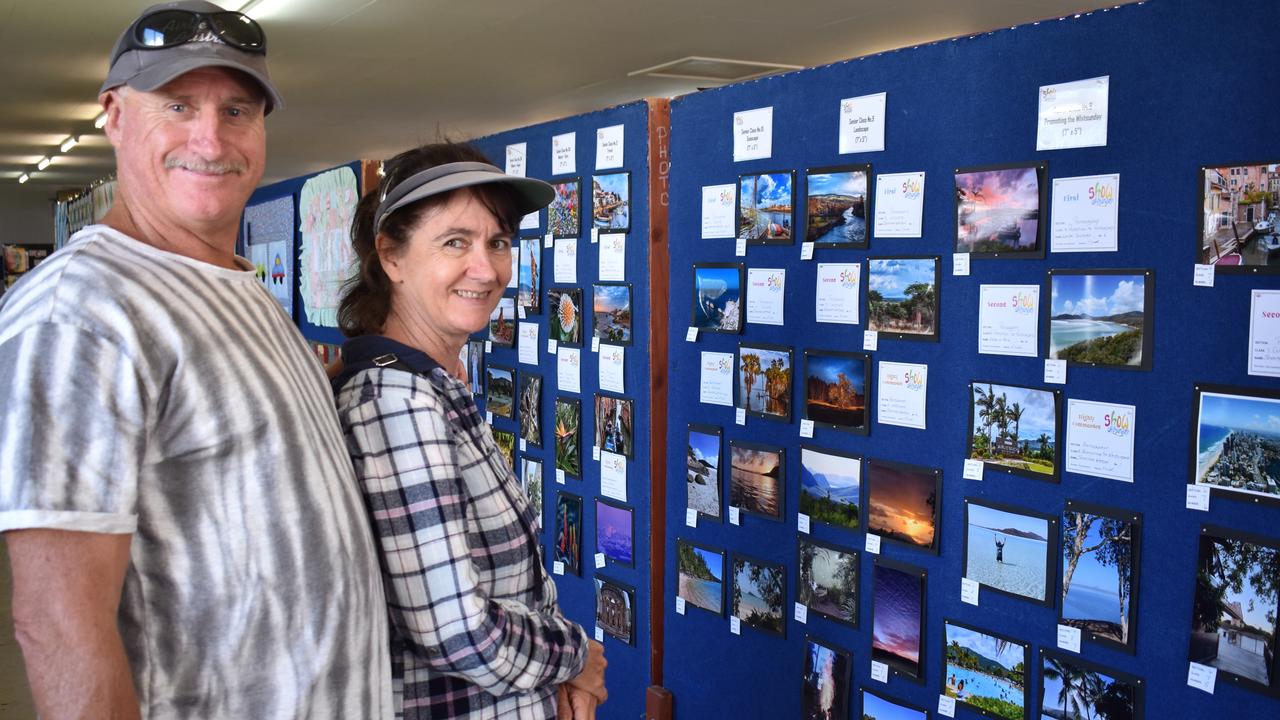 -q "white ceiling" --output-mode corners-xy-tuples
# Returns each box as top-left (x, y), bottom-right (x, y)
(0, 0), (1123, 210)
